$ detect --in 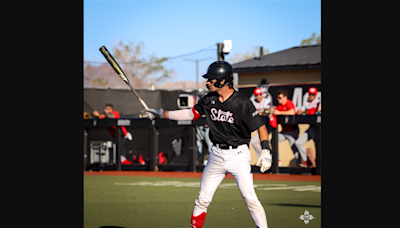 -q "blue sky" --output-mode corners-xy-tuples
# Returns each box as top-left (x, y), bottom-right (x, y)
(84, 0), (321, 85)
